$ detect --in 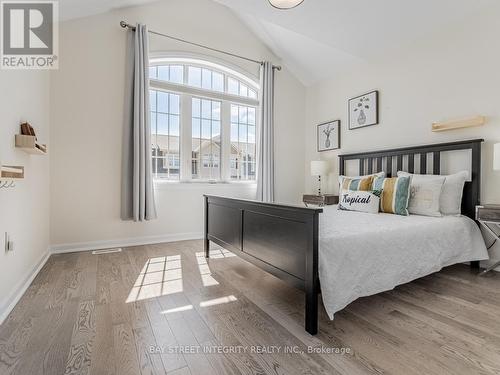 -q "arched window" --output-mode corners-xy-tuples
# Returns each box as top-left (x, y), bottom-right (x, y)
(149, 56), (259, 182)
